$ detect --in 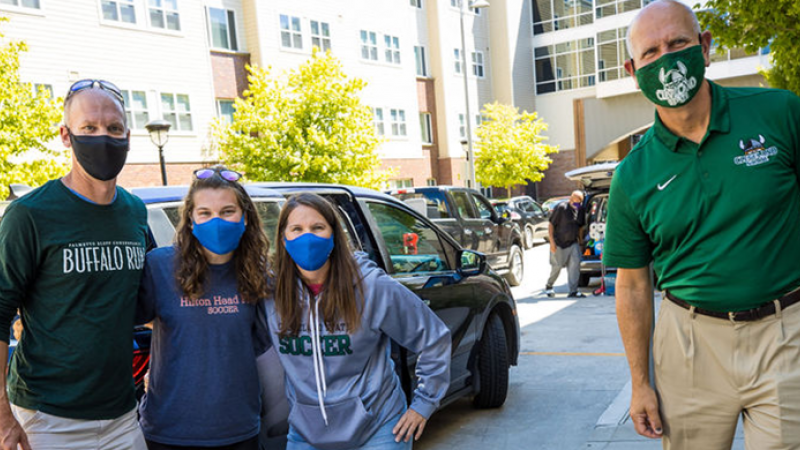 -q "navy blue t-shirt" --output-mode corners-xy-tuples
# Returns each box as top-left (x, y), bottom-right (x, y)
(137, 246), (264, 446)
